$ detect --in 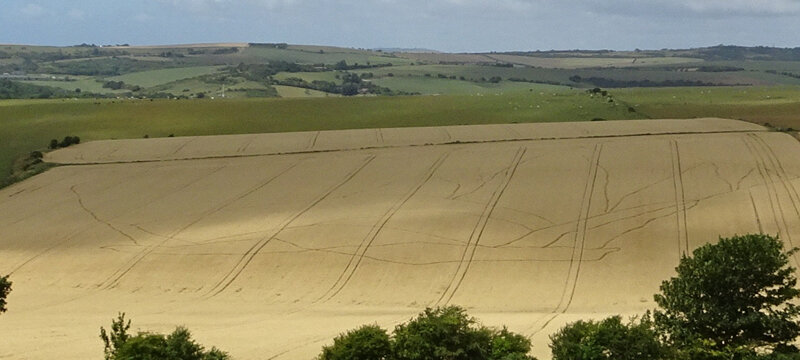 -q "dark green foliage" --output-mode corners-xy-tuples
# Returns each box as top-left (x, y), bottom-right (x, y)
(319, 306), (535, 360)
(392, 306), (494, 360)
(164, 327), (206, 360)
(40, 57), (177, 76)
(391, 306), (535, 360)
(115, 333), (170, 360)
(0, 79), (60, 99)
(0, 275), (10, 314)
(319, 324), (391, 360)
(491, 327), (535, 360)
(48, 135), (80, 149)
(549, 315), (667, 360)
(100, 312), (132, 360)
(570, 75), (729, 88)
(59, 136), (80, 147)
(103, 81), (126, 90)
(101, 314), (230, 360)
(654, 234), (800, 353)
